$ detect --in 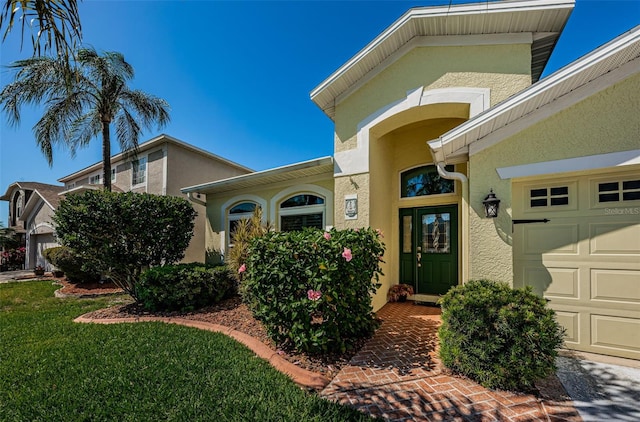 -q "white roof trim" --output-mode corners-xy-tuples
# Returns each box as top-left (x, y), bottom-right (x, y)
(311, 0), (574, 120)
(58, 134), (252, 182)
(496, 149), (640, 179)
(19, 190), (55, 222)
(181, 156), (334, 194)
(429, 25), (640, 162)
